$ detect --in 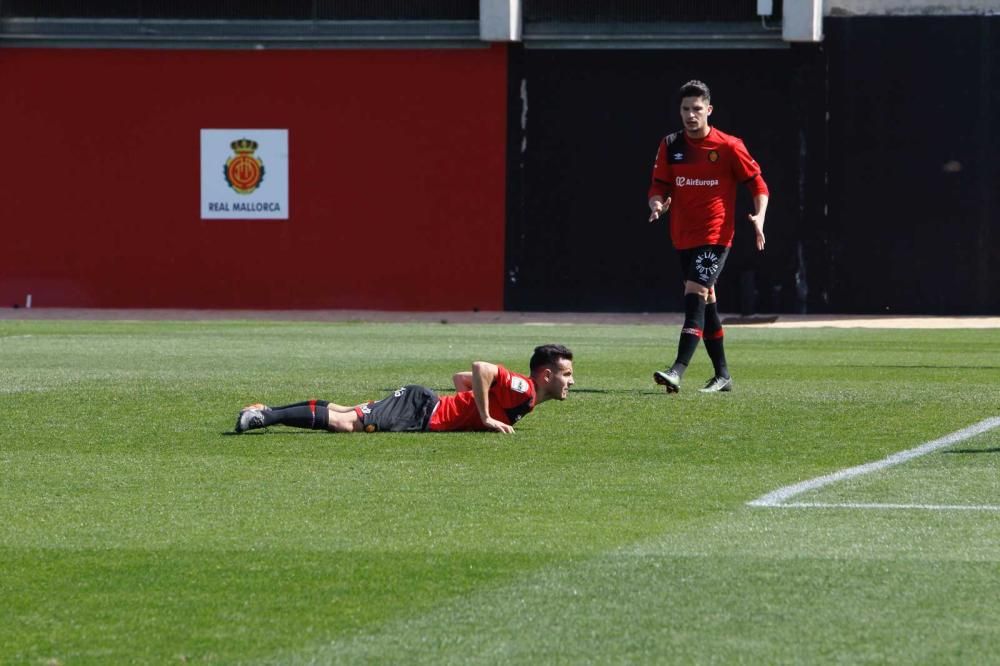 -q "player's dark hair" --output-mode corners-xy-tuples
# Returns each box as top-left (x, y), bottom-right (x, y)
(529, 344), (573, 373)
(677, 79), (711, 103)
